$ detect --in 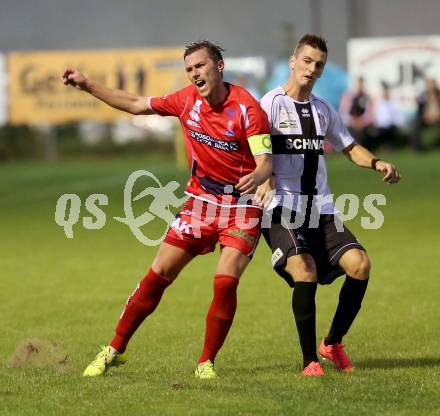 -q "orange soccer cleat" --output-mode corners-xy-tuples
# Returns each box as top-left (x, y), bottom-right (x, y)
(302, 361), (325, 376)
(319, 339), (353, 373)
